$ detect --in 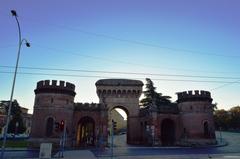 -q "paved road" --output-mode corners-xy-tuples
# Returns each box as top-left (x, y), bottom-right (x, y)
(2, 131), (240, 158)
(93, 131), (240, 157)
